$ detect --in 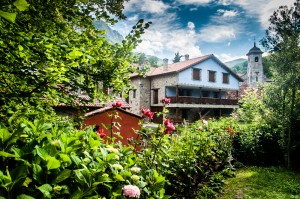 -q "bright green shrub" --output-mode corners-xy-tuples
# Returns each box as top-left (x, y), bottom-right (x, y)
(0, 119), (167, 199)
(136, 119), (235, 198)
